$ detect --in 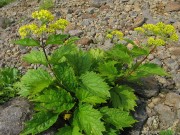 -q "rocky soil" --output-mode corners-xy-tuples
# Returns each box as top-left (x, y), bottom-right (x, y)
(0, 0), (180, 135)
